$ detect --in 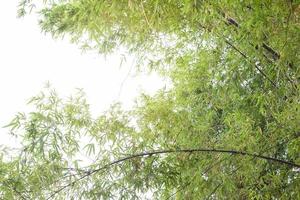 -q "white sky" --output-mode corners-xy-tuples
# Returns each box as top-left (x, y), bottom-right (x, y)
(0, 1), (166, 147)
